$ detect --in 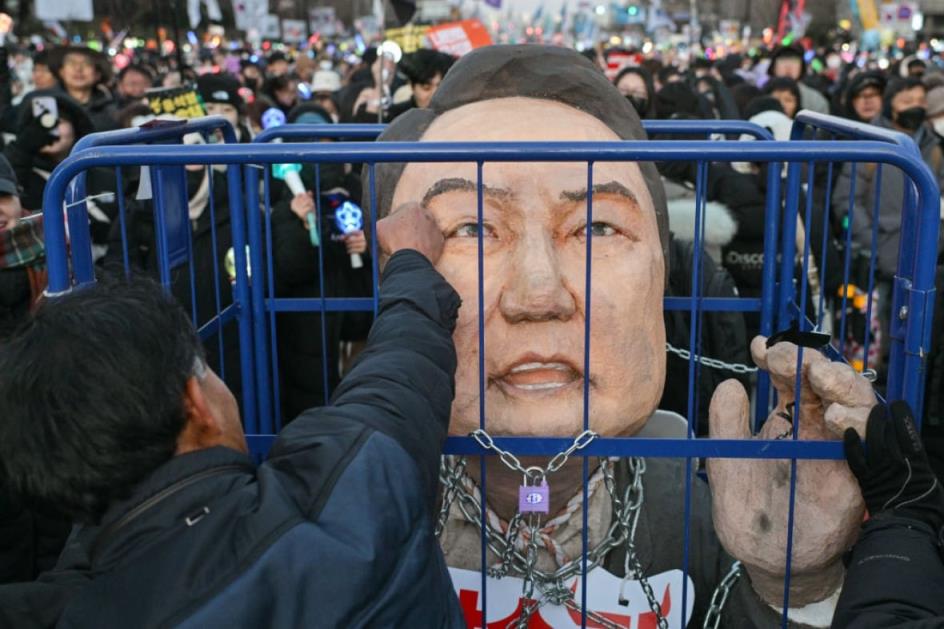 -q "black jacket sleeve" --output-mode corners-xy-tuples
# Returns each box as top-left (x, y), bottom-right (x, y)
(831, 515), (944, 628)
(270, 249), (460, 511)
